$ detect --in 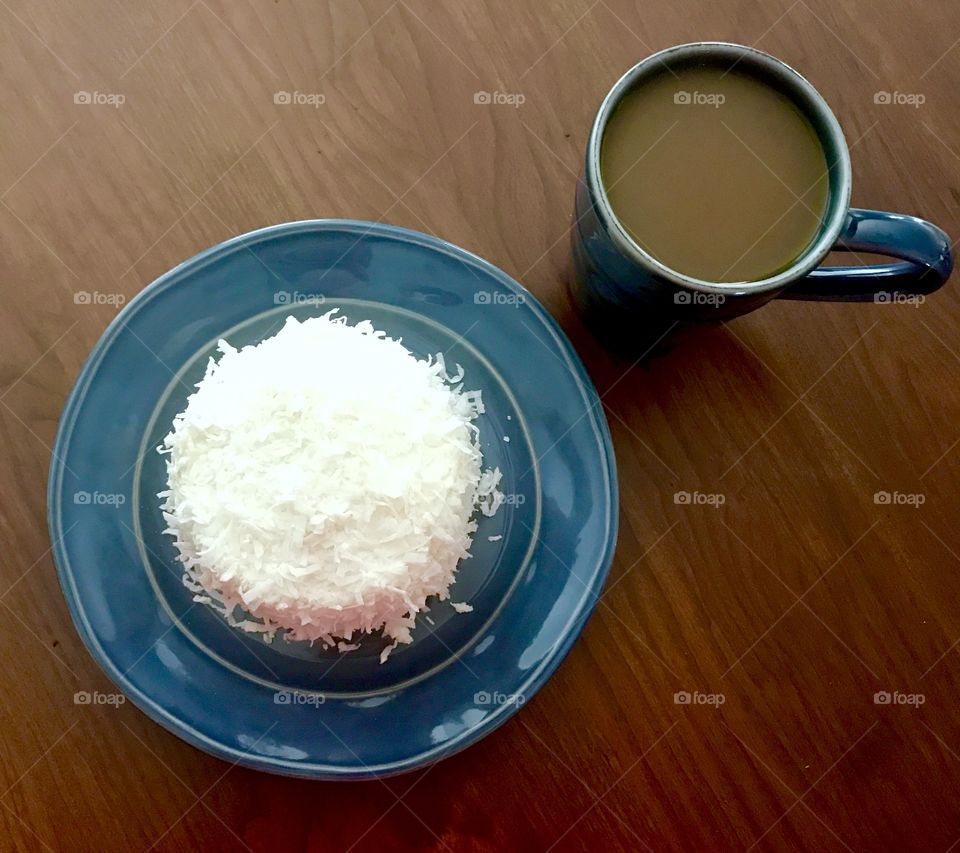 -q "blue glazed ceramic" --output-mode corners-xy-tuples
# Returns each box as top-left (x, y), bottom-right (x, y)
(48, 220), (618, 779)
(572, 42), (953, 326)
